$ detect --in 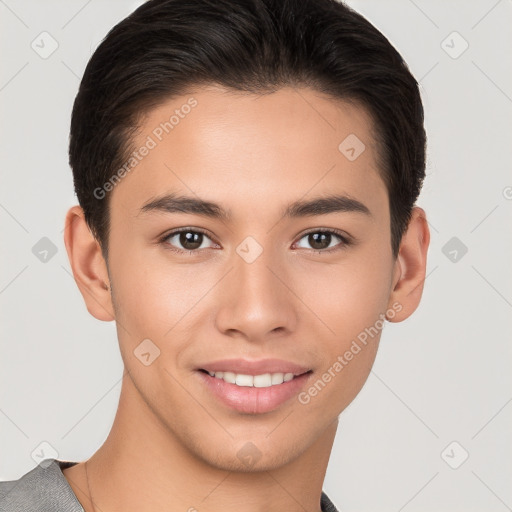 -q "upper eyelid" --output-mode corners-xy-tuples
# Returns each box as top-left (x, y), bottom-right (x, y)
(163, 226), (217, 242)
